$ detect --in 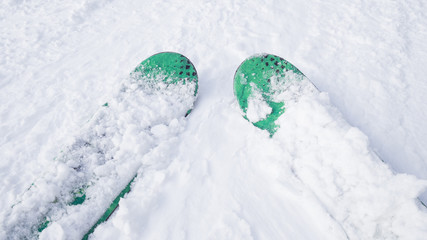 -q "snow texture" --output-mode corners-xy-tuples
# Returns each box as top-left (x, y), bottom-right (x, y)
(2, 71), (196, 239)
(1, 0), (427, 239)
(246, 83), (272, 122)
